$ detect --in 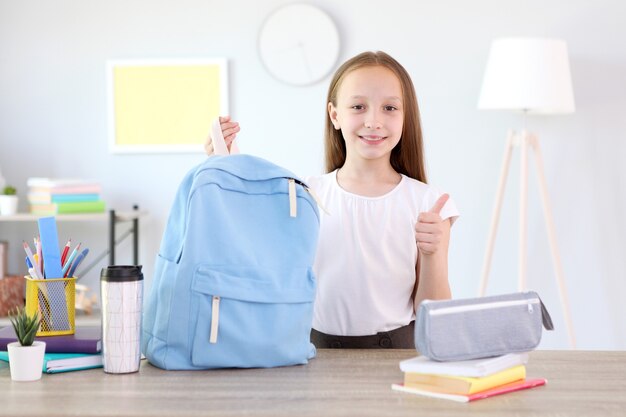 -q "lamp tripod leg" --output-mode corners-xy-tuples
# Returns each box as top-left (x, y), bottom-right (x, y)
(479, 130), (516, 296)
(529, 134), (576, 348)
(519, 131), (529, 292)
